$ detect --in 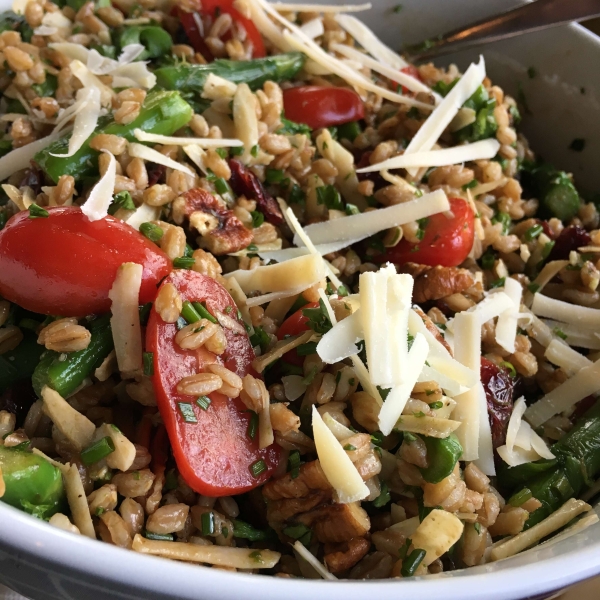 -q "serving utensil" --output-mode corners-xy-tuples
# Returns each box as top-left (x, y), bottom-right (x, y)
(405, 0), (600, 61)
